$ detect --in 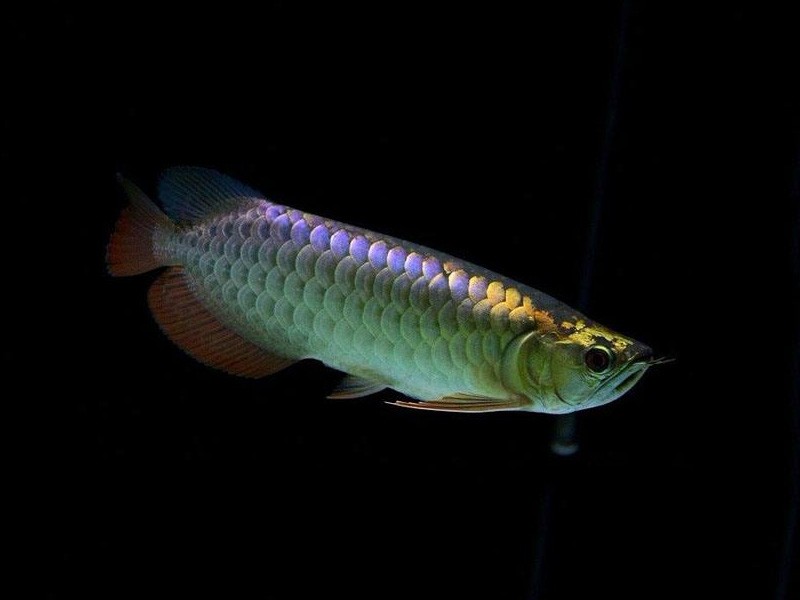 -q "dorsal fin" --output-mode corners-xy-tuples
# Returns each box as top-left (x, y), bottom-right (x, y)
(157, 167), (265, 223)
